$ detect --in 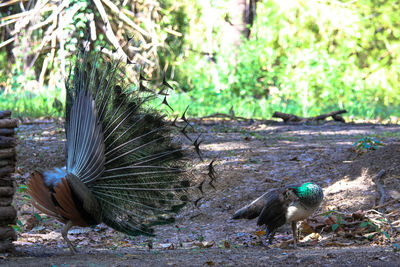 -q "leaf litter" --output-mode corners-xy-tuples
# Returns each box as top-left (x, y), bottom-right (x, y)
(3, 118), (400, 266)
